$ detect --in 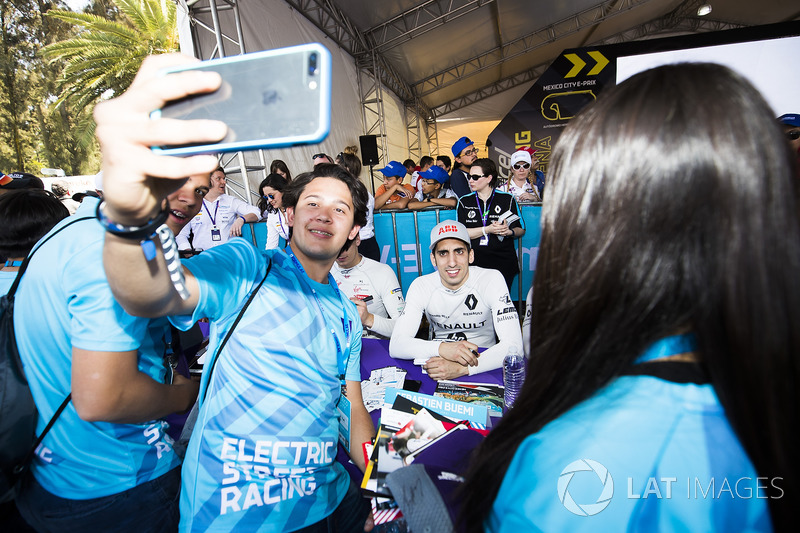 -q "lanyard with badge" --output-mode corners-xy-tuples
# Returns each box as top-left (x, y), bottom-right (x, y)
(203, 199), (222, 241)
(477, 190), (495, 246)
(287, 247), (354, 451)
